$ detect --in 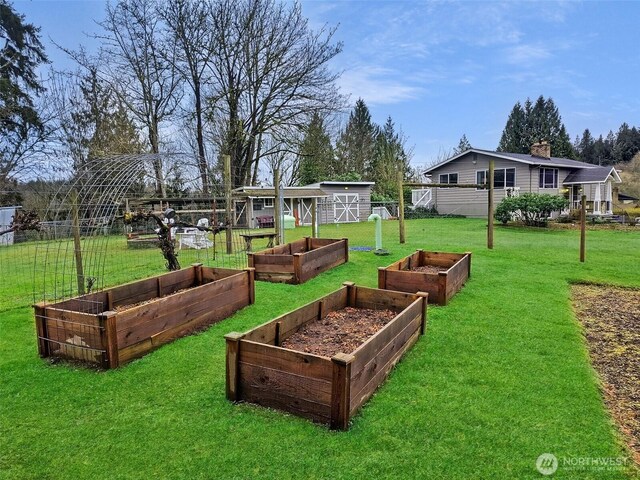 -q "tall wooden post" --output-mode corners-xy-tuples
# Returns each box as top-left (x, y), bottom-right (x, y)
(224, 154), (233, 254)
(311, 197), (318, 238)
(274, 168), (282, 245)
(580, 194), (586, 262)
(487, 159), (494, 250)
(71, 189), (85, 295)
(398, 171), (405, 244)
